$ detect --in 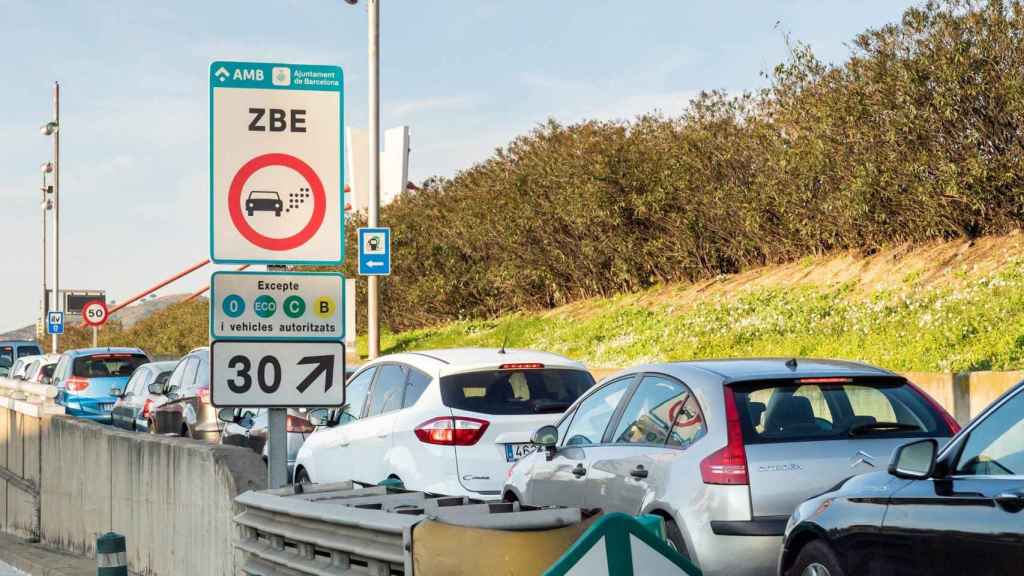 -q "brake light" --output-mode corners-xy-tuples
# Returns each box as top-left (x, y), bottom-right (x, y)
(414, 416), (490, 446)
(796, 377), (852, 384)
(286, 414), (315, 434)
(700, 387), (749, 485)
(141, 398), (154, 419)
(906, 380), (961, 434)
(197, 388), (211, 404)
(499, 363), (544, 370)
(65, 377), (89, 392)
